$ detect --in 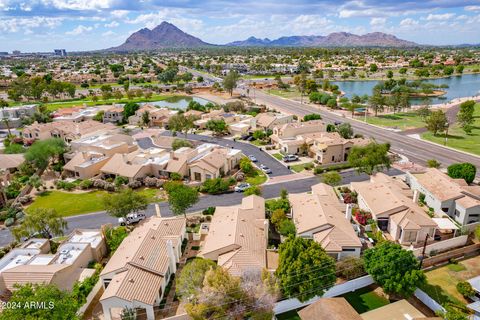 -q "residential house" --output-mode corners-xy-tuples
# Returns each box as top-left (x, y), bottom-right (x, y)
(103, 105), (124, 124)
(63, 133), (137, 179)
(253, 112), (294, 131)
(298, 297), (440, 320)
(22, 120), (115, 143)
(0, 154), (24, 173)
(298, 298), (362, 320)
(99, 217), (186, 320)
(0, 104), (37, 128)
(351, 173), (437, 245)
(406, 168), (480, 225)
(128, 105), (177, 127)
(0, 229), (105, 293)
(100, 143), (242, 182)
(199, 195), (268, 276)
(270, 120), (326, 154)
(290, 183), (362, 260)
(52, 106), (101, 122)
(309, 133), (370, 165)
